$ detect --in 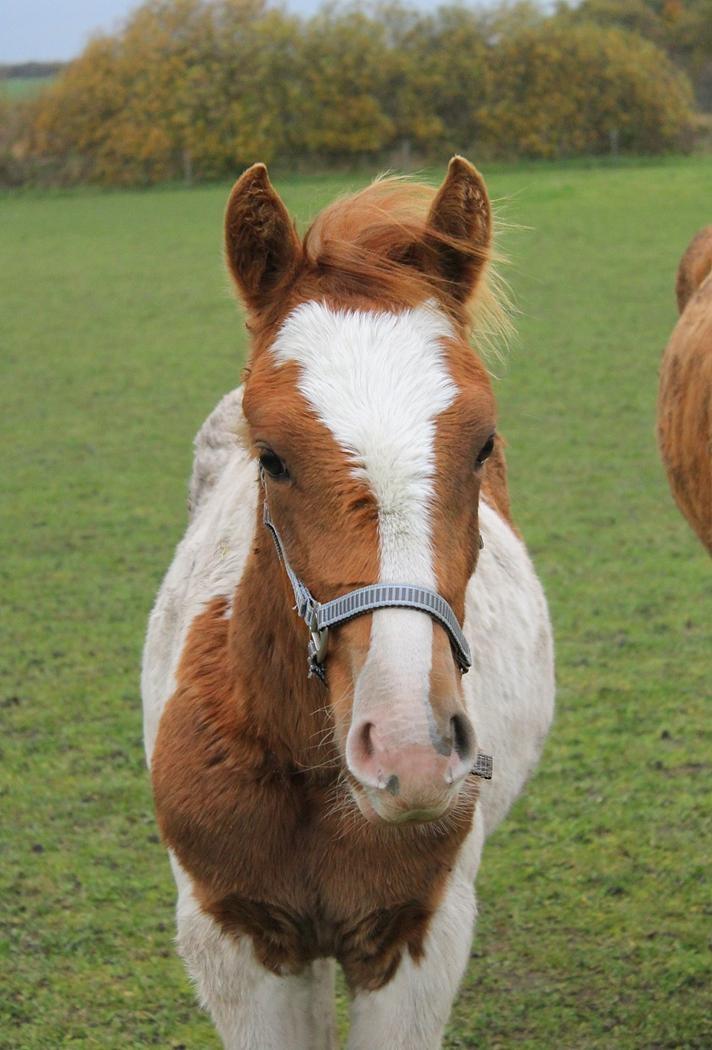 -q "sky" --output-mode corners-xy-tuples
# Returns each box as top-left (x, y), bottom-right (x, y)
(1, 0), (314, 63)
(1, 0), (437, 64)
